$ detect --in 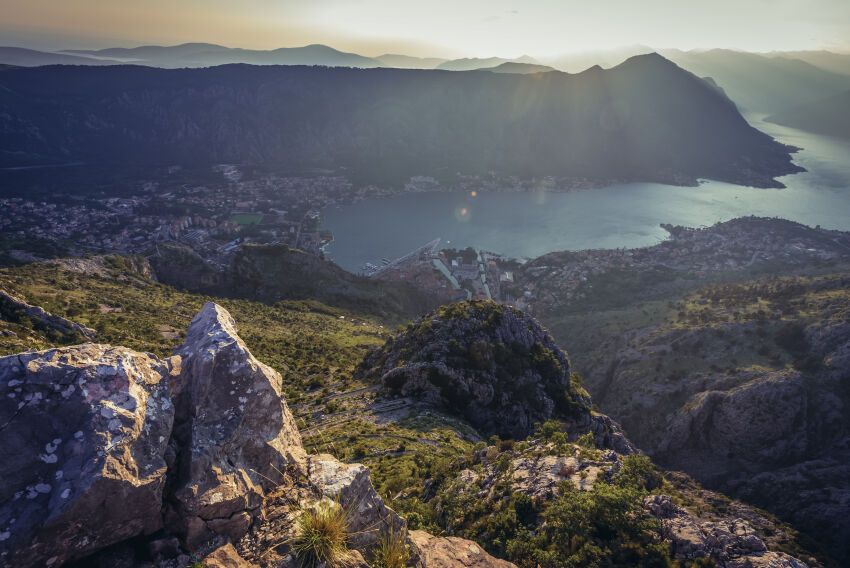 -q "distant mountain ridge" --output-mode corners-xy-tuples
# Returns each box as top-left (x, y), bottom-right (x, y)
(0, 53), (801, 186)
(766, 89), (850, 141)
